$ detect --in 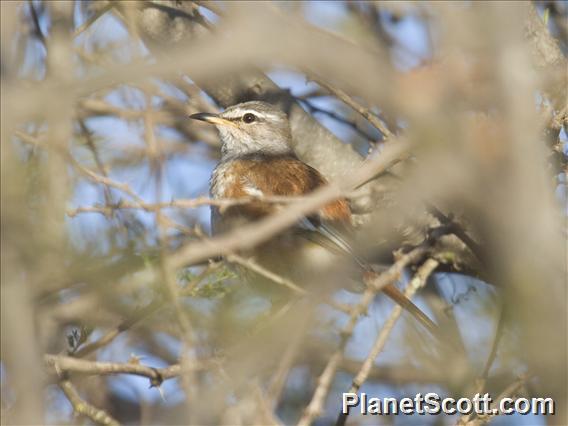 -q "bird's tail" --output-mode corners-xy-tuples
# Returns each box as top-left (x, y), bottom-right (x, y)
(307, 222), (466, 353)
(313, 223), (437, 330)
(381, 282), (439, 335)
